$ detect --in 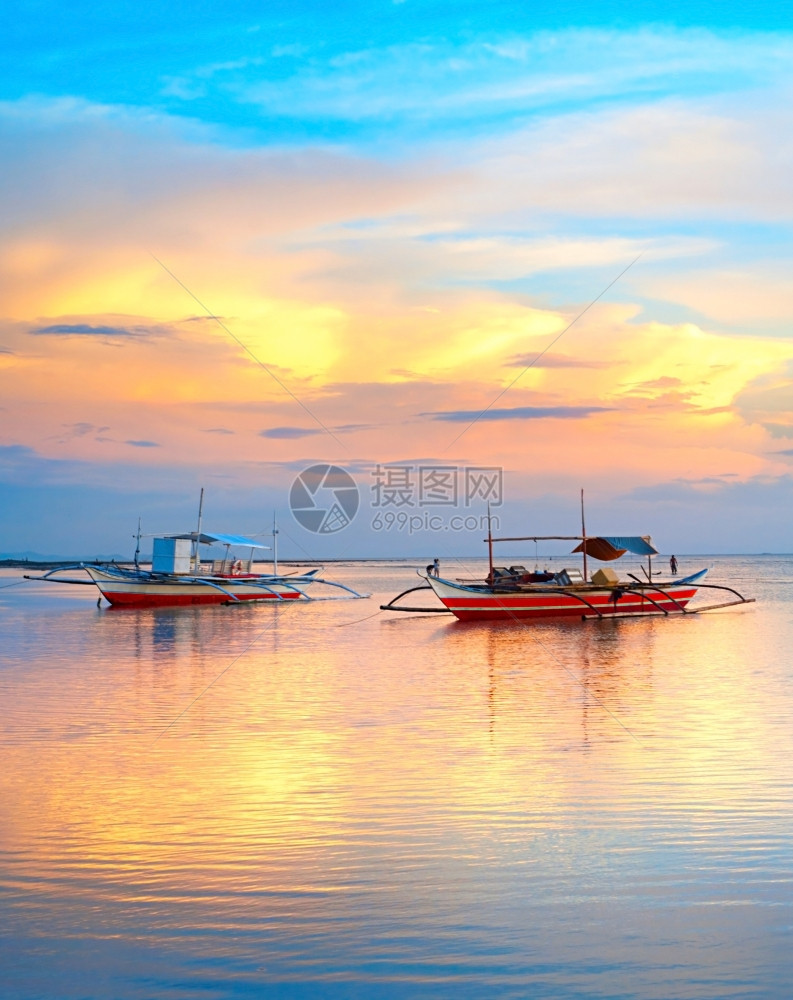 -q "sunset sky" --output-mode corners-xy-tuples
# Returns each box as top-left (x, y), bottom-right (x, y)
(2, 1), (792, 558)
